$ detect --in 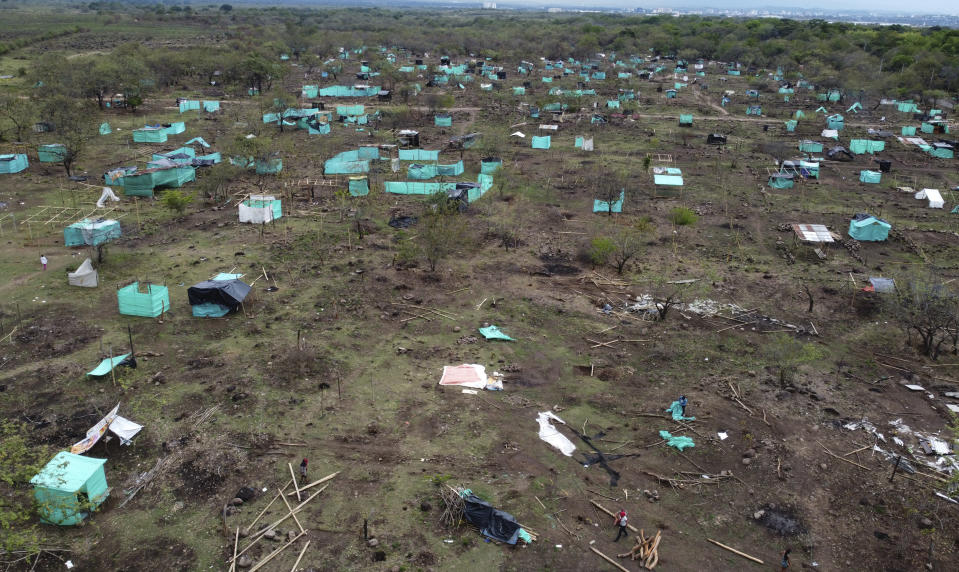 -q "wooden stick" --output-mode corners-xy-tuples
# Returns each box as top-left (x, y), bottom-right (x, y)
(249, 479), (293, 530)
(275, 442), (308, 447)
(817, 441), (871, 471)
(706, 538), (764, 564)
(279, 488), (305, 533)
(235, 486), (327, 562)
(289, 463), (302, 502)
(290, 540), (310, 572)
(843, 445), (871, 457)
(727, 381), (740, 399)
(589, 500), (638, 532)
(590, 546), (631, 572)
(586, 488), (620, 502)
(229, 527), (239, 572)
(733, 397), (754, 415)
(286, 471), (339, 496)
(248, 531), (307, 572)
